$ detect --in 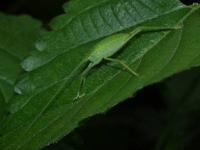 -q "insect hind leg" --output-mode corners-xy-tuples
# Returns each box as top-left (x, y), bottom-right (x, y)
(105, 57), (139, 76)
